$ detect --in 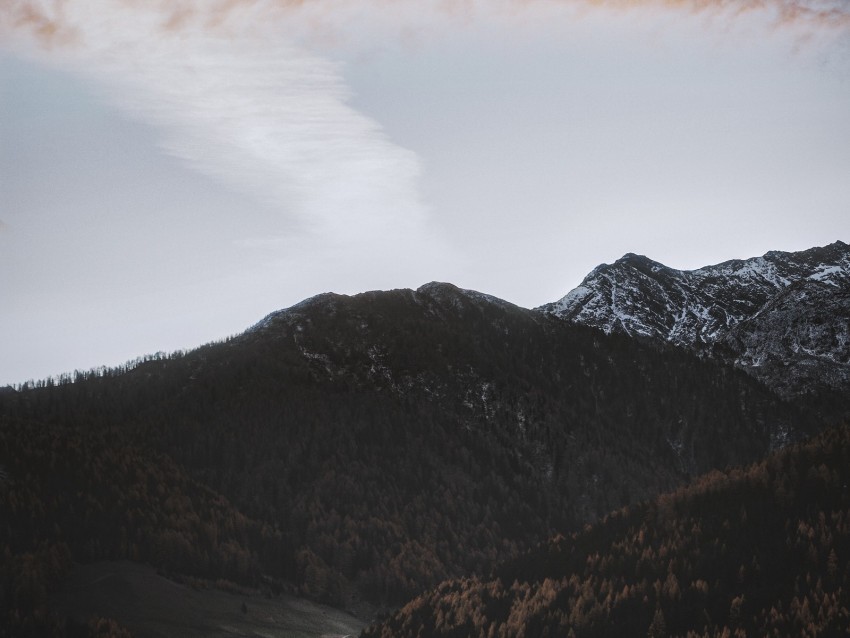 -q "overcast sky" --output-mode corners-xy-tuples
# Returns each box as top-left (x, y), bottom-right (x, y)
(2, 0), (850, 385)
